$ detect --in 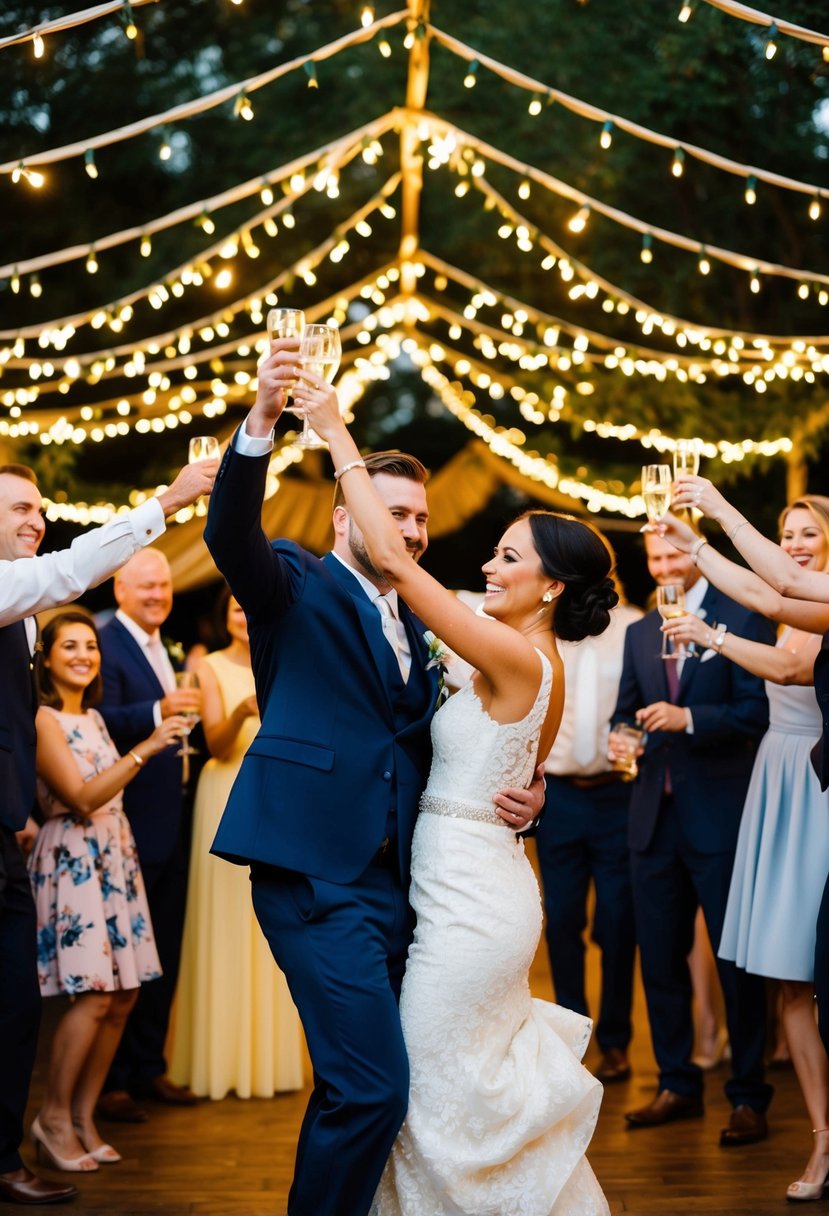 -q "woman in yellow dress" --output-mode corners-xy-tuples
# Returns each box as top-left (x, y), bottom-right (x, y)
(169, 589), (304, 1098)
